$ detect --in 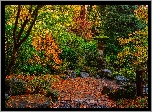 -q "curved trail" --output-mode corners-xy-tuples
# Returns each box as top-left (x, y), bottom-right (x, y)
(51, 77), (120, 108)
